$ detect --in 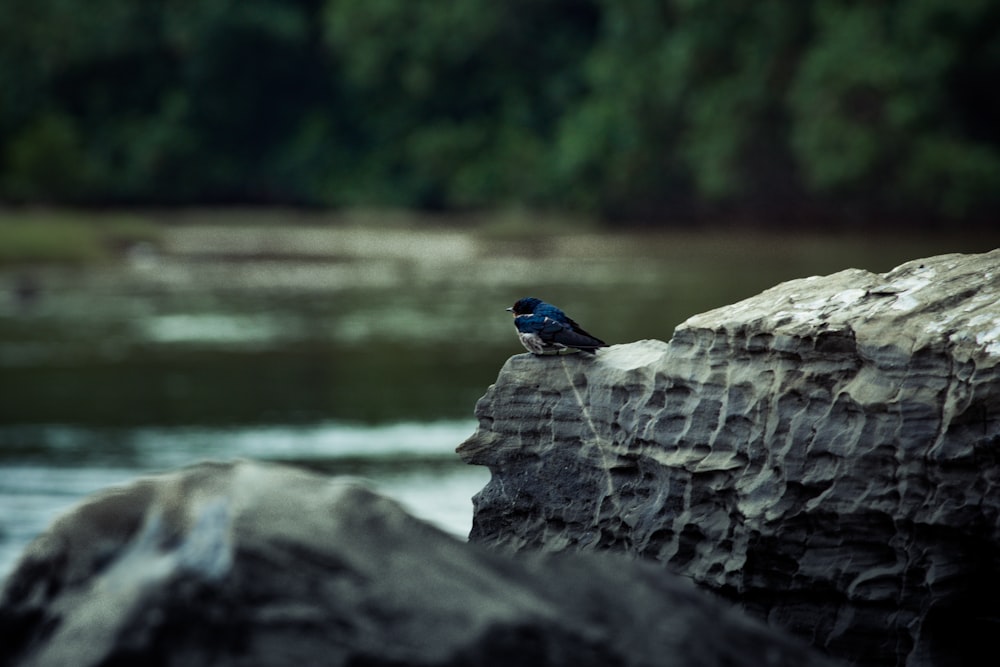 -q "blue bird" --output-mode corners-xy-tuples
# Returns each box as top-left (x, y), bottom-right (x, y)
(506, 297), (608, 355)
